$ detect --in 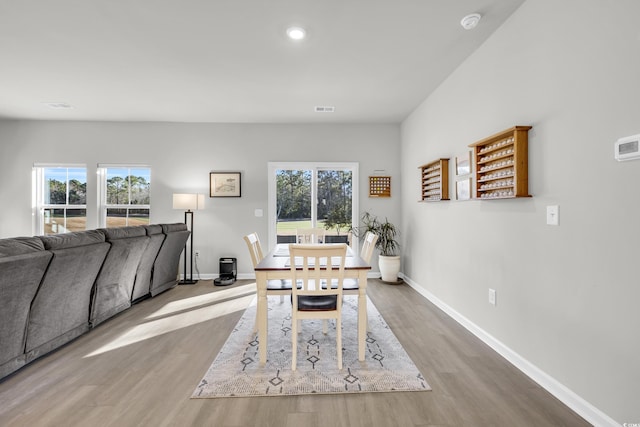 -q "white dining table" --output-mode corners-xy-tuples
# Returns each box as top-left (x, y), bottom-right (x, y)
(254, 243), (371, 366)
